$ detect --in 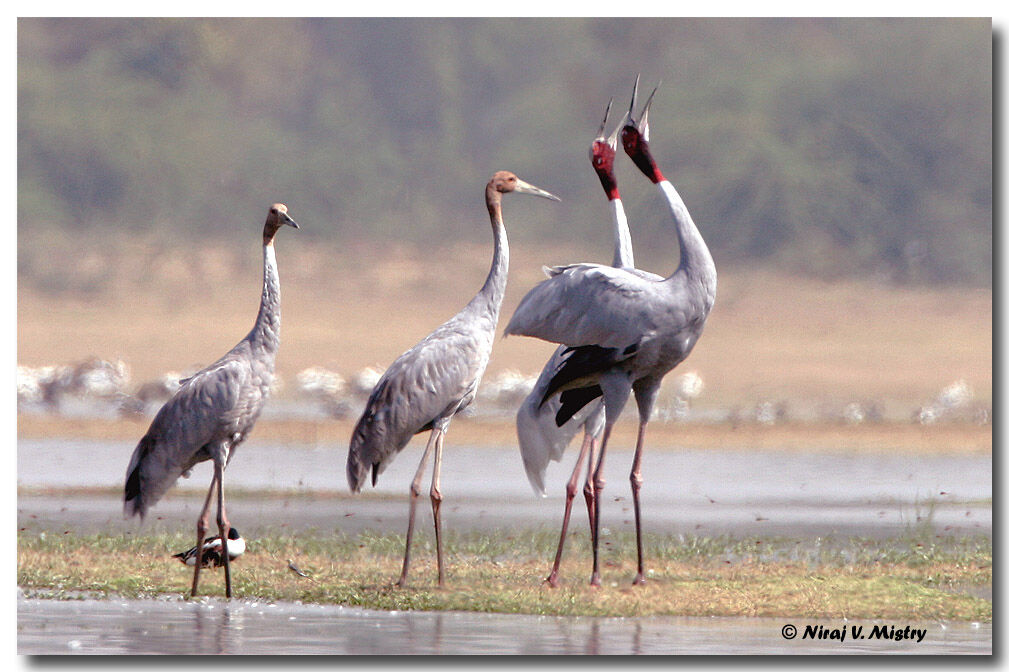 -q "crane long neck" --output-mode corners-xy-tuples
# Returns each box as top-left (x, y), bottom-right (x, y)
(610, 197), (634, 269)
(480, 190), (510, 319)
(659, 180), (716, 293)
(249, 242), (282, 354)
